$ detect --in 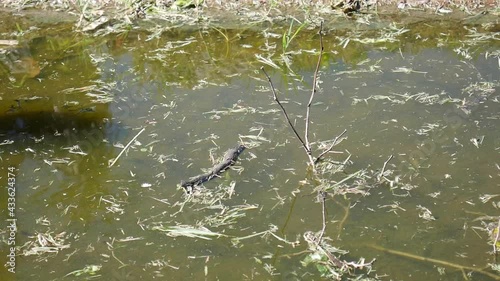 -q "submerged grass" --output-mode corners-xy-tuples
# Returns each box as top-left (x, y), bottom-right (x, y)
(64, 264), (102, 278)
